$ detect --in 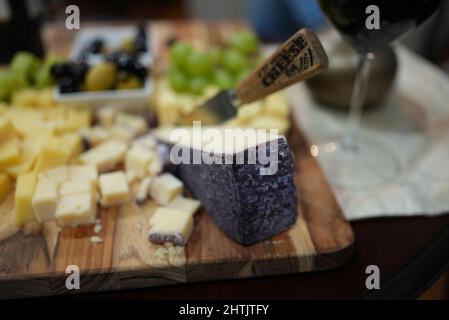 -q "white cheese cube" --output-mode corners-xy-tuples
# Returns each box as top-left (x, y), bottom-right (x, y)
(147, 156), (162, 176)
(125, 146), (155, 178)
(167, 196), (201, 216)
(41, 166), (69, 187)
(60, 179), (94, 196)
(97, 108), (117, 127)
(148, 207), (194, 246)
(68, 165), (98, 187)
(133, 134), (157, 150)
(55, 192), (97, 227)
(109, 125), (135, 143)
(149, 173), (183, 206)
(79, 140), (127, 173)
(80, 126), (110, 147)
(32, 177), (58, 222)
(99, 171), (130, 207)
(116, 112), (147, 136)
(136, 176), (152, 204)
